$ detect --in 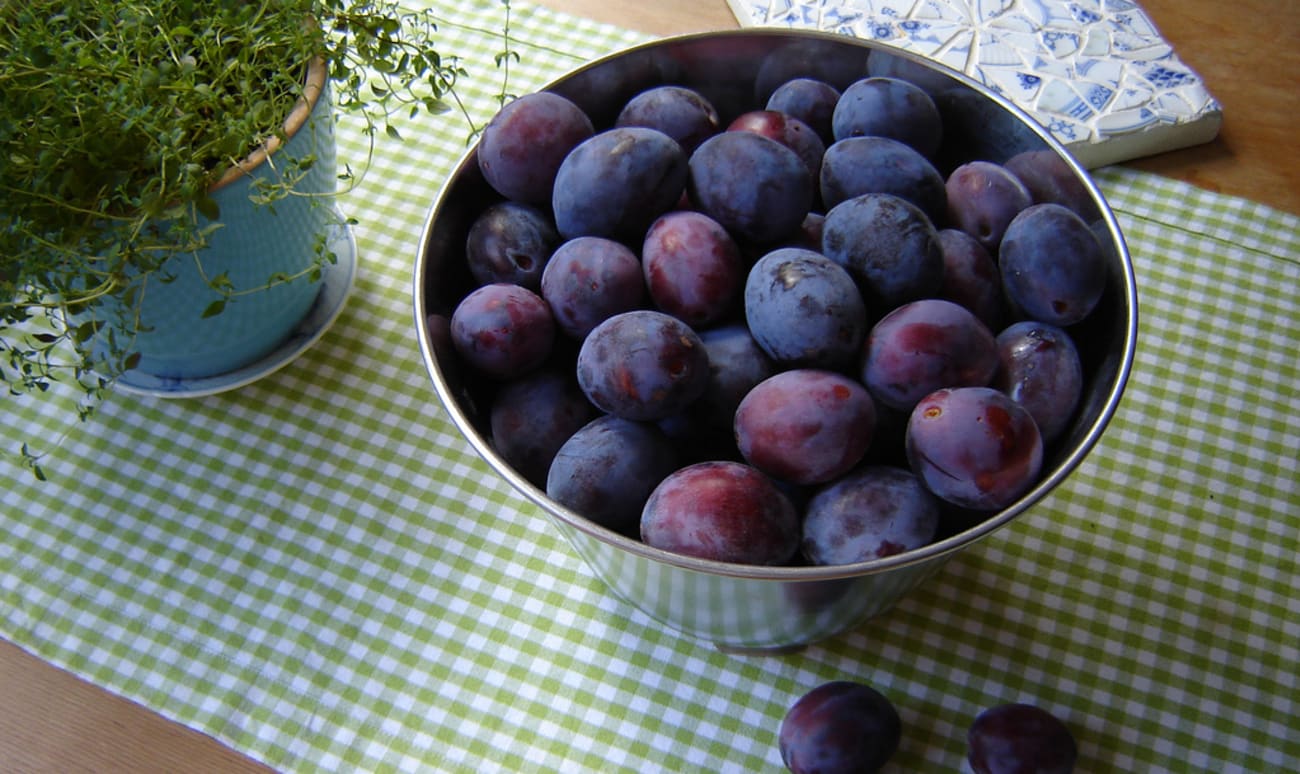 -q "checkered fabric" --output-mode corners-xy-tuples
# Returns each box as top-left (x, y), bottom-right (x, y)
(2, 1), (1296, 771)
